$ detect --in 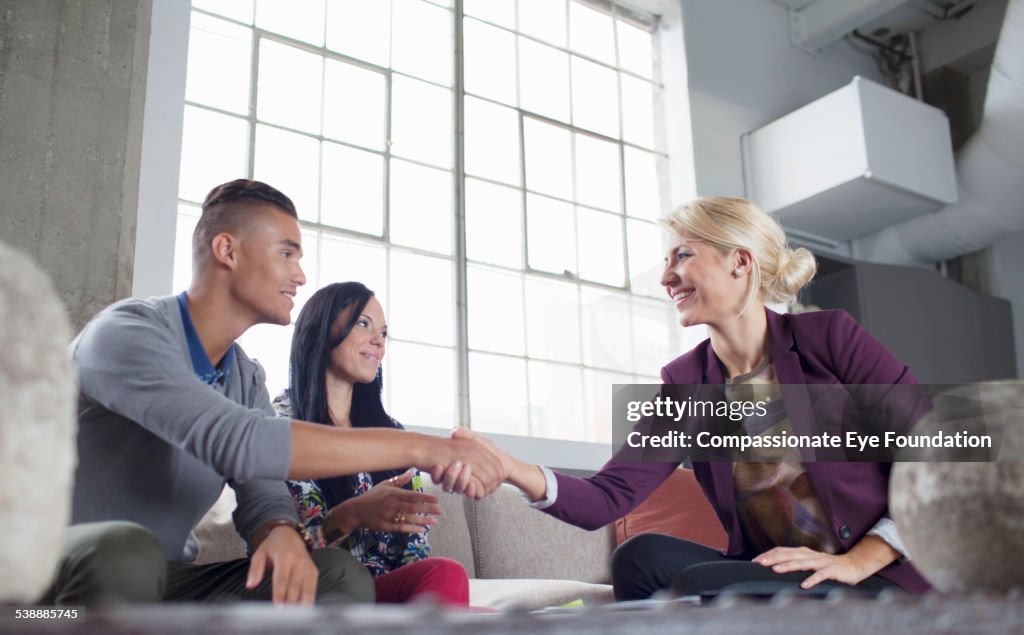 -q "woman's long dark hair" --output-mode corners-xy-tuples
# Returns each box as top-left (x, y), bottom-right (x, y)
(289, 281), (405, 508)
